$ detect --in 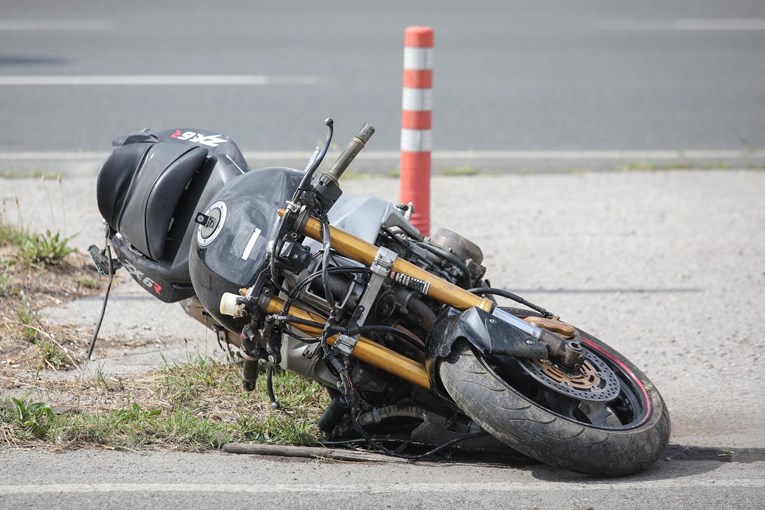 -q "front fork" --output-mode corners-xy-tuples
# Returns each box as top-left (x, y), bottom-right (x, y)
(288, 211), (584, 366)
(219, 211), (583, 391)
